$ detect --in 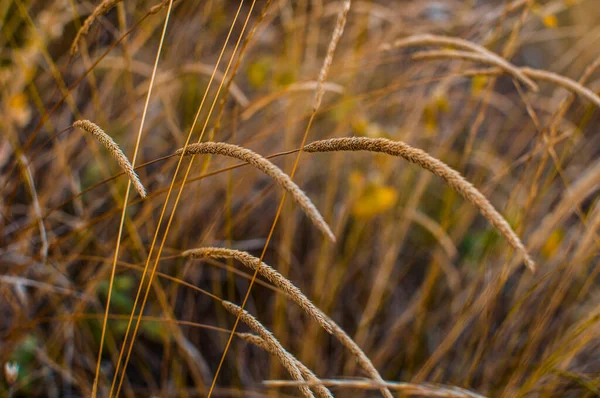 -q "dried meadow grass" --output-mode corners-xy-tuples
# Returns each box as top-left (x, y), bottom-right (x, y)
(313, 0), (351, 111)
(381, 33), (538, 91)
(237, 333), (333, 398)
(263, 378), (487, 398)
(221, 301), (315, 398)
(70, 0), (123, 55)
(182, 247), (333, 333)
(73, 120), (147, 198)
(303, 137), (536, 272)
(184, 247), (393, 398)
(176, 142), (335, 241)
(412, 50), (600, 108)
